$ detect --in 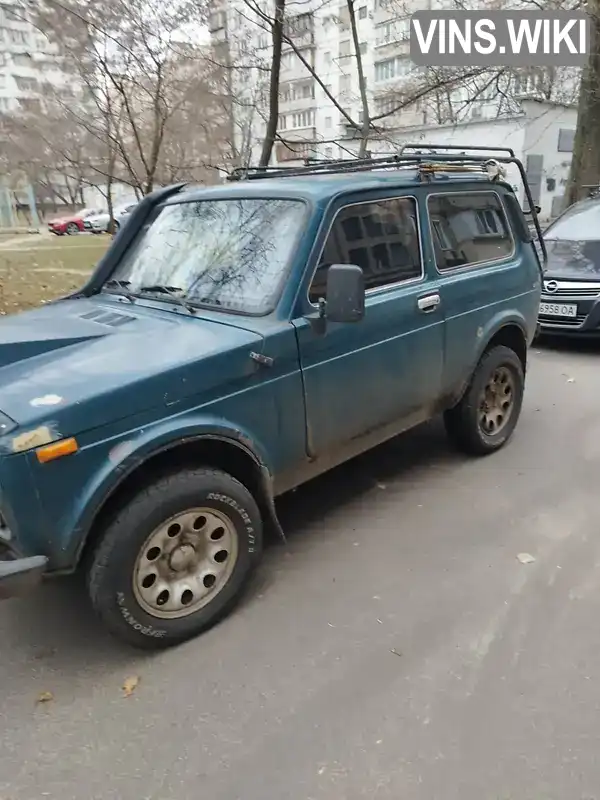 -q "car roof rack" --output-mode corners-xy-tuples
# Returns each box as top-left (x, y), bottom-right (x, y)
(227, 143), (546, 270)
